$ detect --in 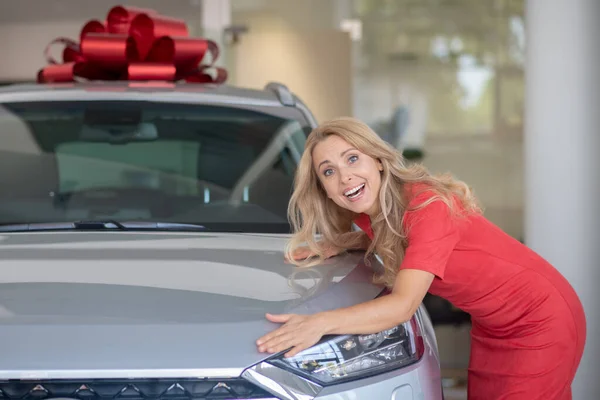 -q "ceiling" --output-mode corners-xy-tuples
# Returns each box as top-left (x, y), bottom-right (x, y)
(0, 0), (202, 23)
